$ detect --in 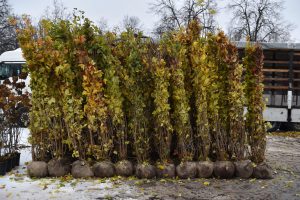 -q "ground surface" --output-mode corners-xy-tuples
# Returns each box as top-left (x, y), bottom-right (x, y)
(0, 130), (299, 200)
